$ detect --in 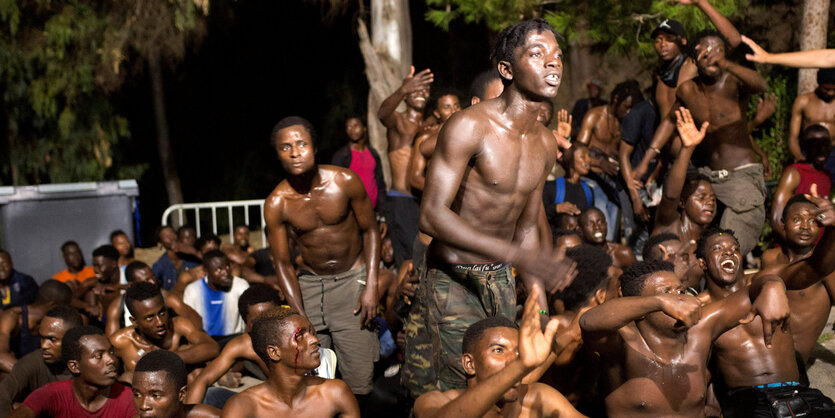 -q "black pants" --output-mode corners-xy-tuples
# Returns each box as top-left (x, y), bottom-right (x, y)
(724, 385), (835, 418)
(389, 194), (420, 267)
